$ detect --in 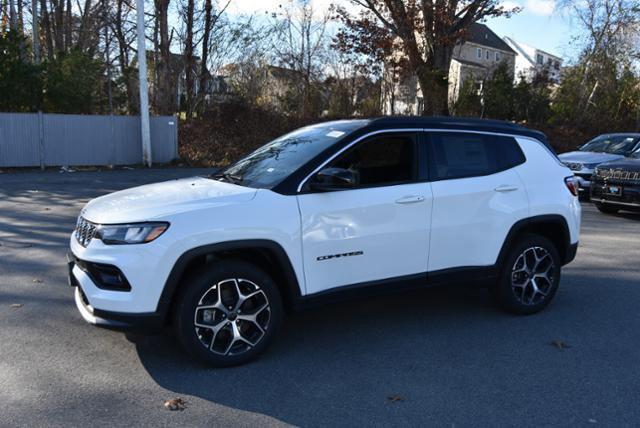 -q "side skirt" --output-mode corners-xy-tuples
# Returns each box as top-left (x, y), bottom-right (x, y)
(293, 266), (499, 310)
